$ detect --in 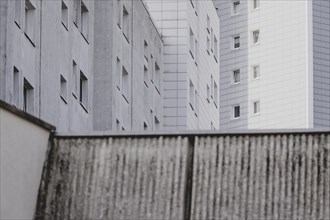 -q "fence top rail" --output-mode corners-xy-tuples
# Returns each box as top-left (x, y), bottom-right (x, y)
(53, 129), (330, 139)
